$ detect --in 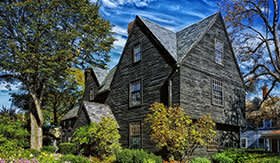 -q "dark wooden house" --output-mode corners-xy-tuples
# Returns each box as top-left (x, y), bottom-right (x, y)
(62, 12), (245, 155)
